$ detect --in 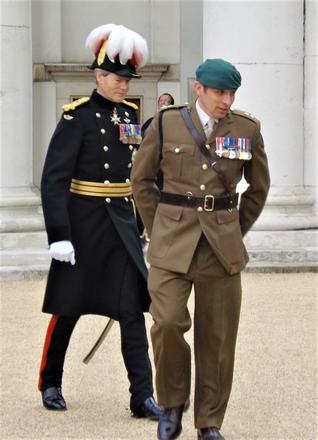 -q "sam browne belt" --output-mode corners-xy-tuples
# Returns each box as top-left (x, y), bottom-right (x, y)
(160, 191), (238, 212)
